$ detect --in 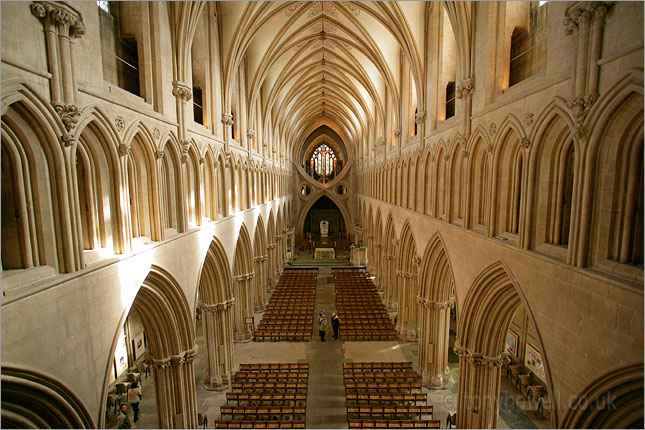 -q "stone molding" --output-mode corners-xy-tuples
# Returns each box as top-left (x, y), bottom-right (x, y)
(145, 347), (197, 369)
(267, 243), (276, 250)
(118, 143), (130, 157)
(397, 270), (418, 279)
(155, 149), (164, 160)
(415, 110), (426, 124)
(254, 255), (268, 262)
(247, 130), (256, 140)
